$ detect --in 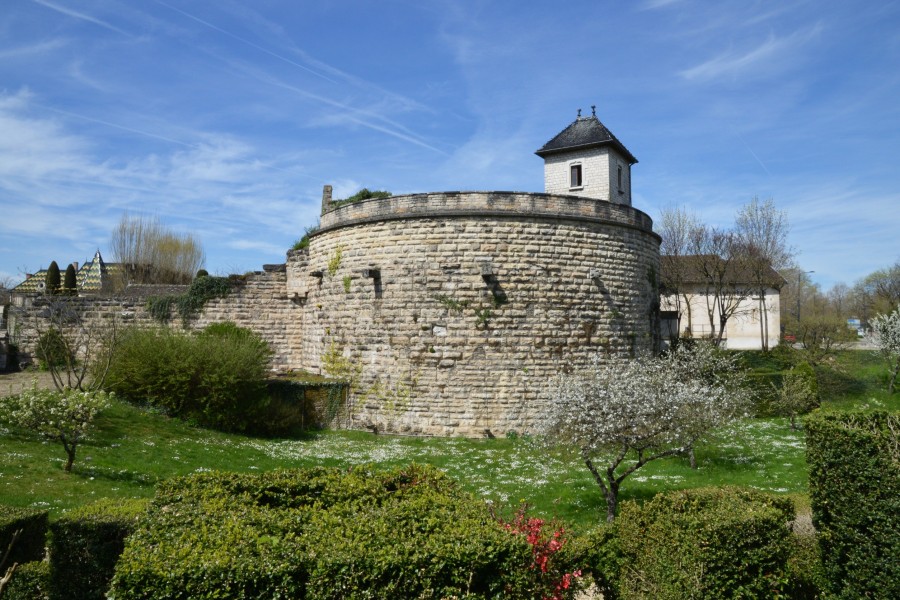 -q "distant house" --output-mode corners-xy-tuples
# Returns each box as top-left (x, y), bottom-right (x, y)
(10, 250), (121, 304)
(660, 255), (785, 350)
